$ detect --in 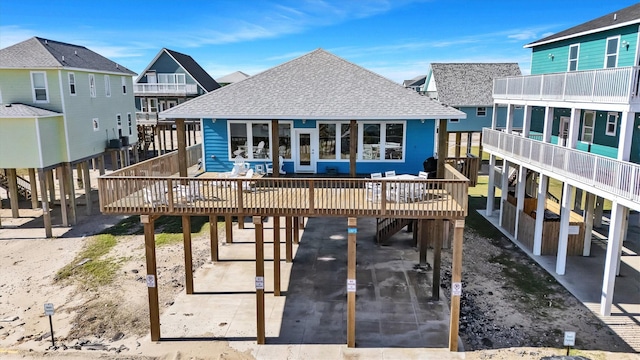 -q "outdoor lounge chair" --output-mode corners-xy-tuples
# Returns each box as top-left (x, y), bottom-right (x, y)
(366, 172), (383, 202)
(231, 169), (256, 192)
(266, 155), (286, 175)
(142, 185), (168, 207)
